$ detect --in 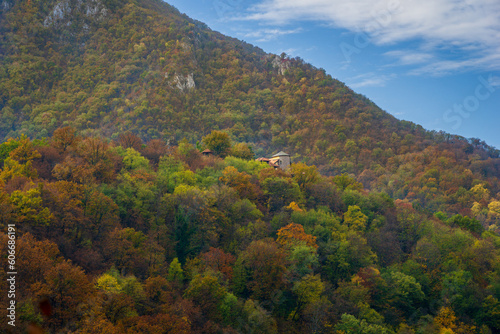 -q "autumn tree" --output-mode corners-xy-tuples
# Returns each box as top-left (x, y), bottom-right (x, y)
(118, 132), (143, 151)
(77, 137), (116, 182)
(32, 261), (94, 330)
(432, 306), (477, 333)
(219, 166), (260, 202)
(119, 313), (191, 334)
(104, 228), (150, 277)
(52, 127), (79, 153)
(233, 239), (287, 300)
(202, 247), (236, 281)
(141, 139), (168, 167)
(276, 223), (317, 249)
